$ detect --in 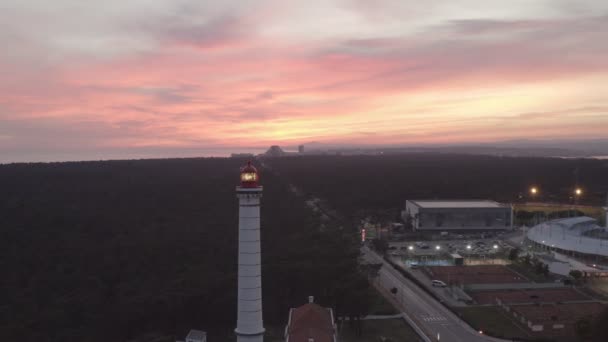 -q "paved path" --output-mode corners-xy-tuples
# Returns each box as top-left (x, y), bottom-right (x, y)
(363, 247), (512, 342)
(362, 314), (405, 320)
